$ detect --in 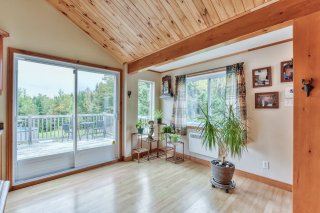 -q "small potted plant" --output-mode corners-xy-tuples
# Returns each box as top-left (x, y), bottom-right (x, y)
(169, 133), (180, 143)
(154, 110), (164, 124)
(199, 105), (247, 191)
(162, 126), (172, 134)
(136, 119), (145, 134)
(161, 126), (172, 141)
